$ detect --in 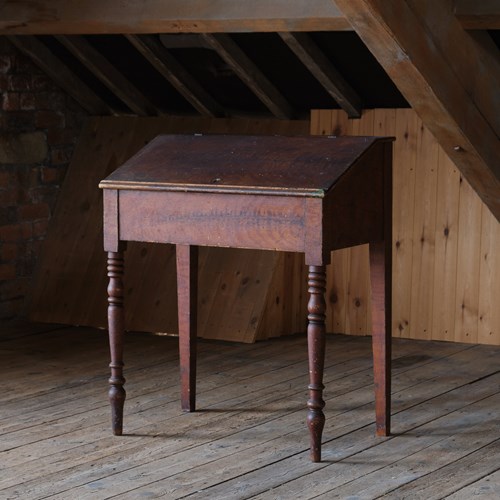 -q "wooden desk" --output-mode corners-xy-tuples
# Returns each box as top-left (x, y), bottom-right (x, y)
(100, 134), (393, 462)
